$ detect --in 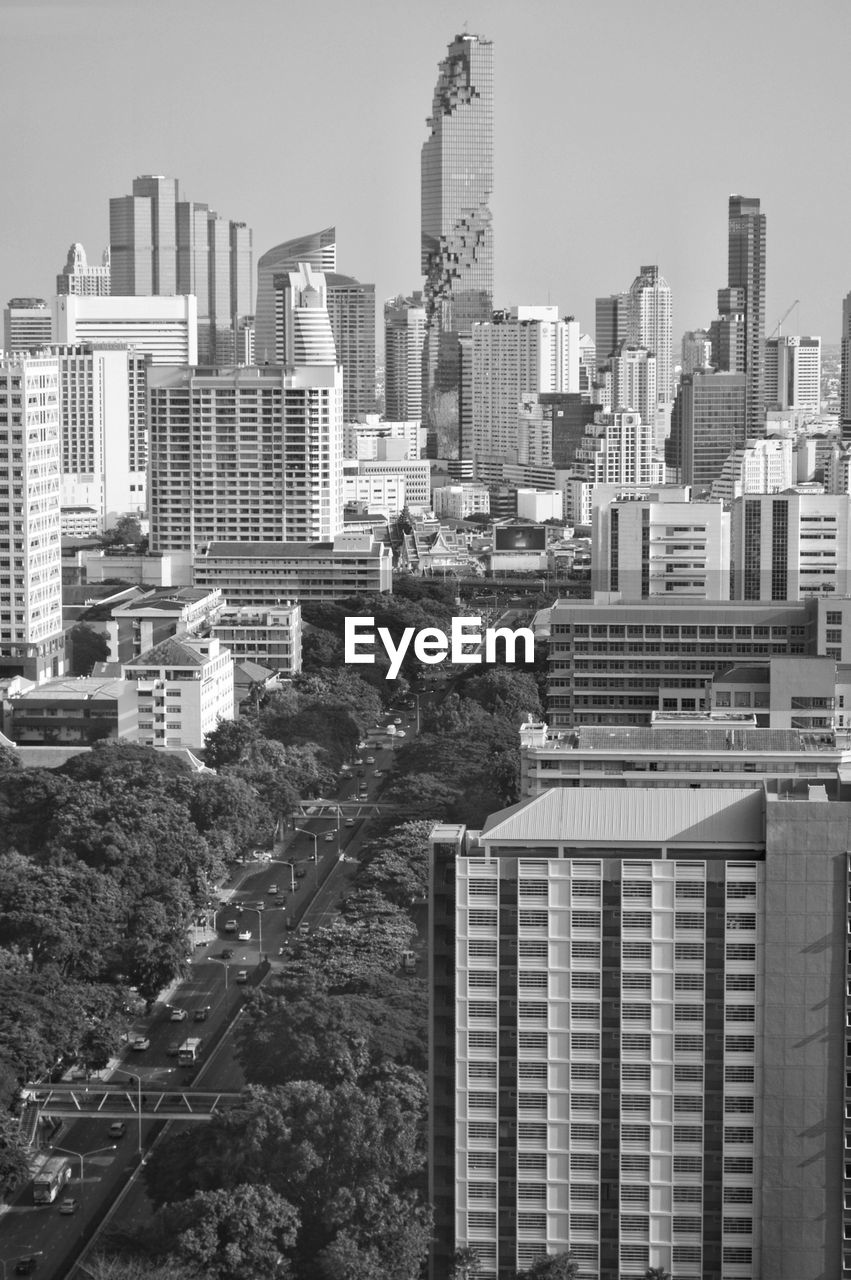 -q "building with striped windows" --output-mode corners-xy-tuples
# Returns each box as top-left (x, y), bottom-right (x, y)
(429, 782), (849, 1280)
